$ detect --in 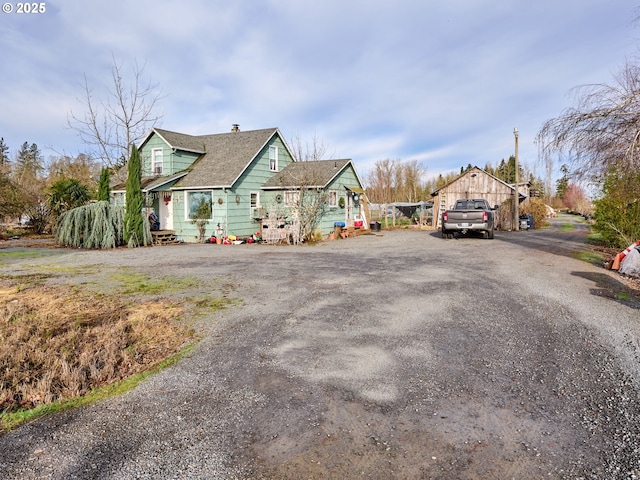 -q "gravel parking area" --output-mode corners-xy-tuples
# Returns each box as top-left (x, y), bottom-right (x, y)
(1, 217), (640, 479)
